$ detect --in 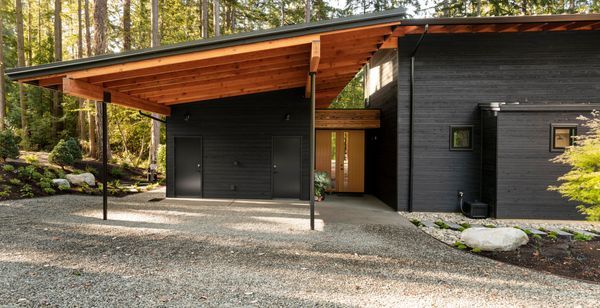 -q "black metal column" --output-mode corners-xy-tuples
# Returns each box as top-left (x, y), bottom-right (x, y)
(309, 72), (316, 230)
(102, 92), (111, 220)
